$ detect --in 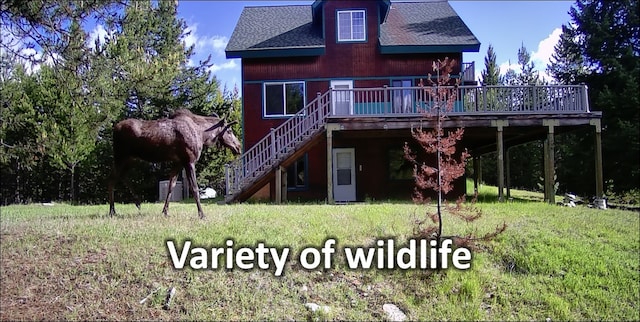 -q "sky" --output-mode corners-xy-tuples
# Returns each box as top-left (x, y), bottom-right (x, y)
(158, 1), (576, 94)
